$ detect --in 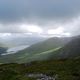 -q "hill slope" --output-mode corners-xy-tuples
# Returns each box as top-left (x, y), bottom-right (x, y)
(0, 37), (71, 63)
(2, 36), (80, 63)
(19, 37), (71, 54)
(49, 36), (80, 59)
(19, 35), (80, 61)
(0, 58), (80, 80)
